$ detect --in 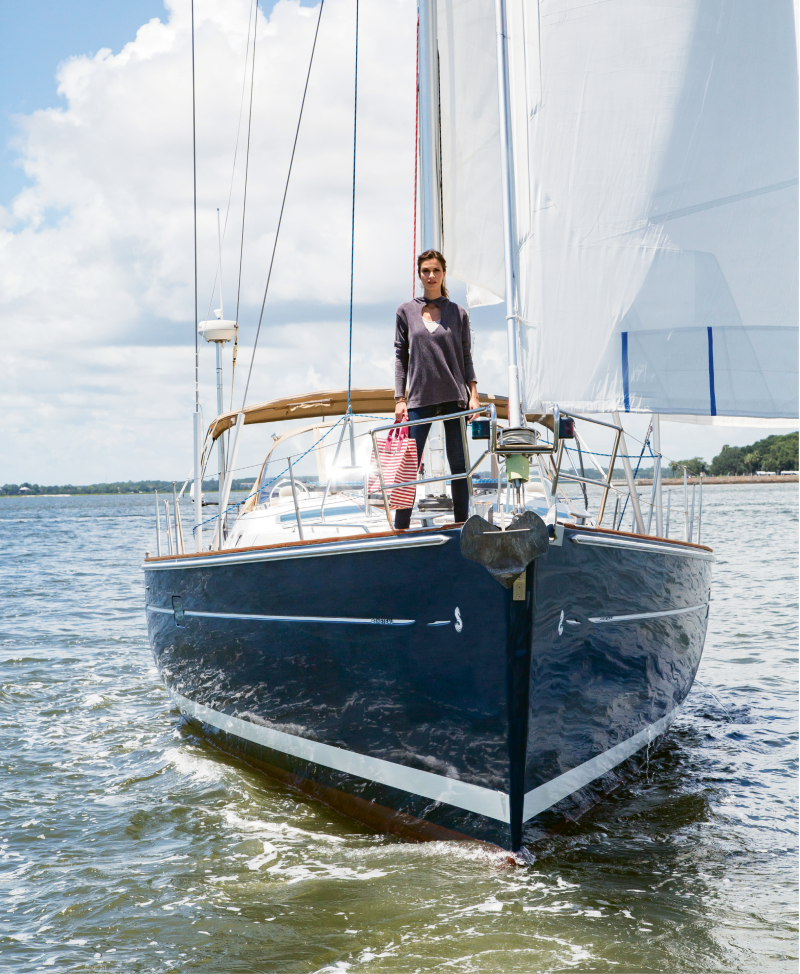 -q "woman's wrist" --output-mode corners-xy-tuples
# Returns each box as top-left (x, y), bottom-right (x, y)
(395, 396), (406, 403)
